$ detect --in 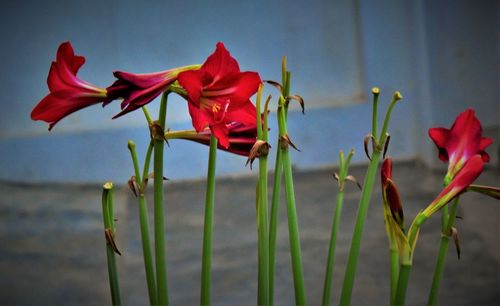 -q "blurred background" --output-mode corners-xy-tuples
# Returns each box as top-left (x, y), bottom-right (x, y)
(0, 0), (498, 305)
